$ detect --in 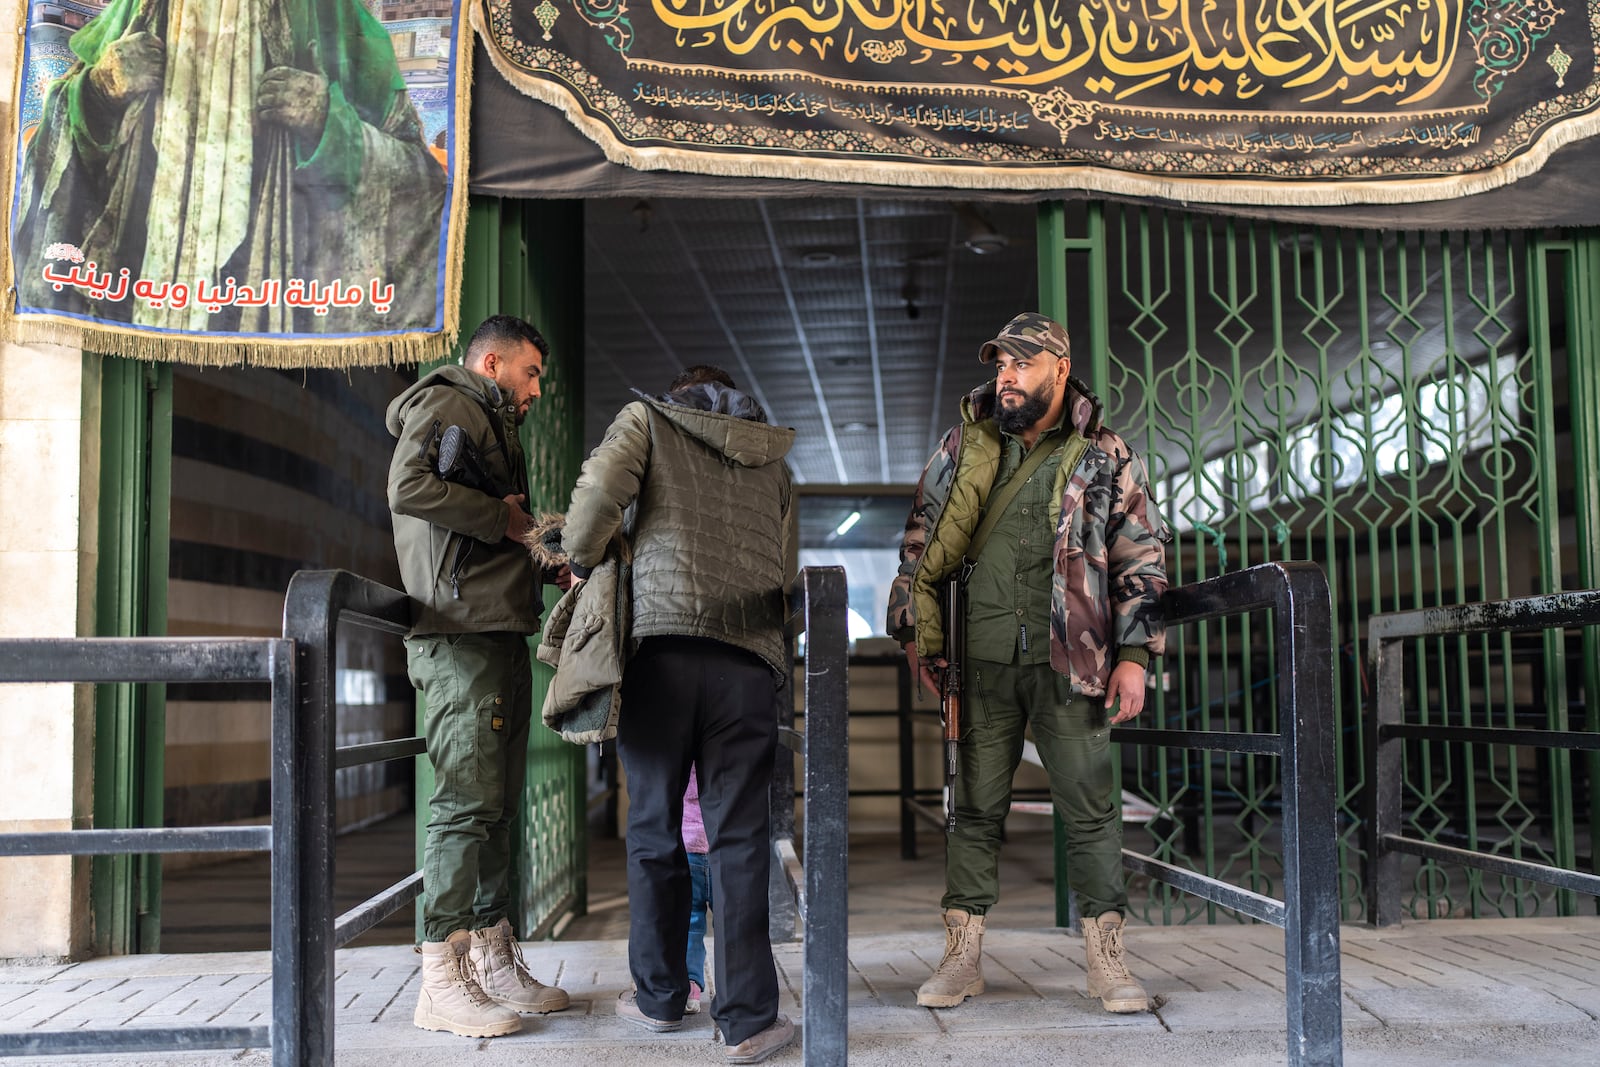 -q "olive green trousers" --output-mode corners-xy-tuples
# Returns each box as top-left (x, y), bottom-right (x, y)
(407, 631), (532, 942)
(942, 658), (1128, 919)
